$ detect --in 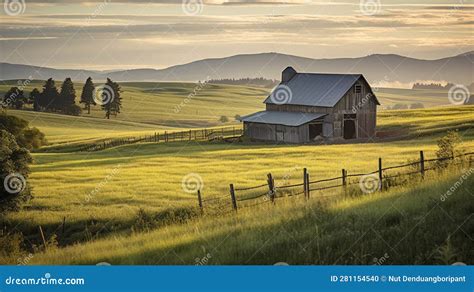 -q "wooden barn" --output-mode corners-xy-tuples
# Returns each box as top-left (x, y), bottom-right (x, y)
(239, 67), (379, 143)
